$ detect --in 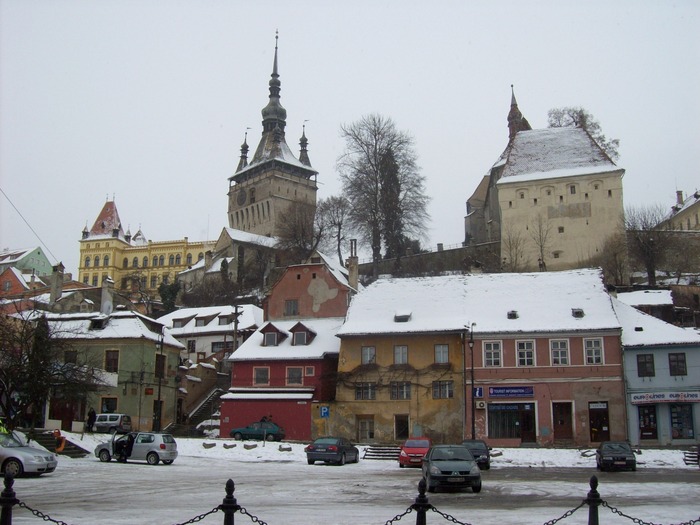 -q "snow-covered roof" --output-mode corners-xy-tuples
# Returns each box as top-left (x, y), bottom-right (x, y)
(337, 269), (620, 337)
(616, 289), (673, 307)
(229, 317), (344, 361)
(221, 228), (278, 249)
(315, 251), (353, 290)
(158, 304), (264, 336)
(496, 128), (621, 185)
(0, 247), (36, 264)
(611, 297), (700, 347)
